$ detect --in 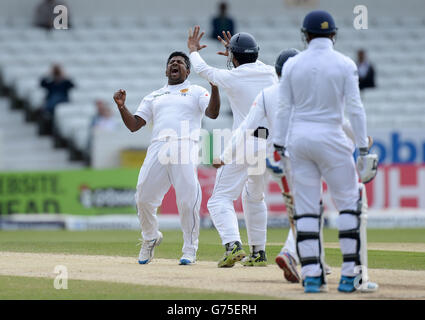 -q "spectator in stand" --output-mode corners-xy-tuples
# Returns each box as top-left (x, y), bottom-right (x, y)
(356, 49), (376, 91)
(210, 2), (235, 40)
(34, 0), (59, 30)
(87, 100), (118, 163)
(39, 64), (74, 134)
(40, 64), (74, 115)
(91, 100), (118, 130)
